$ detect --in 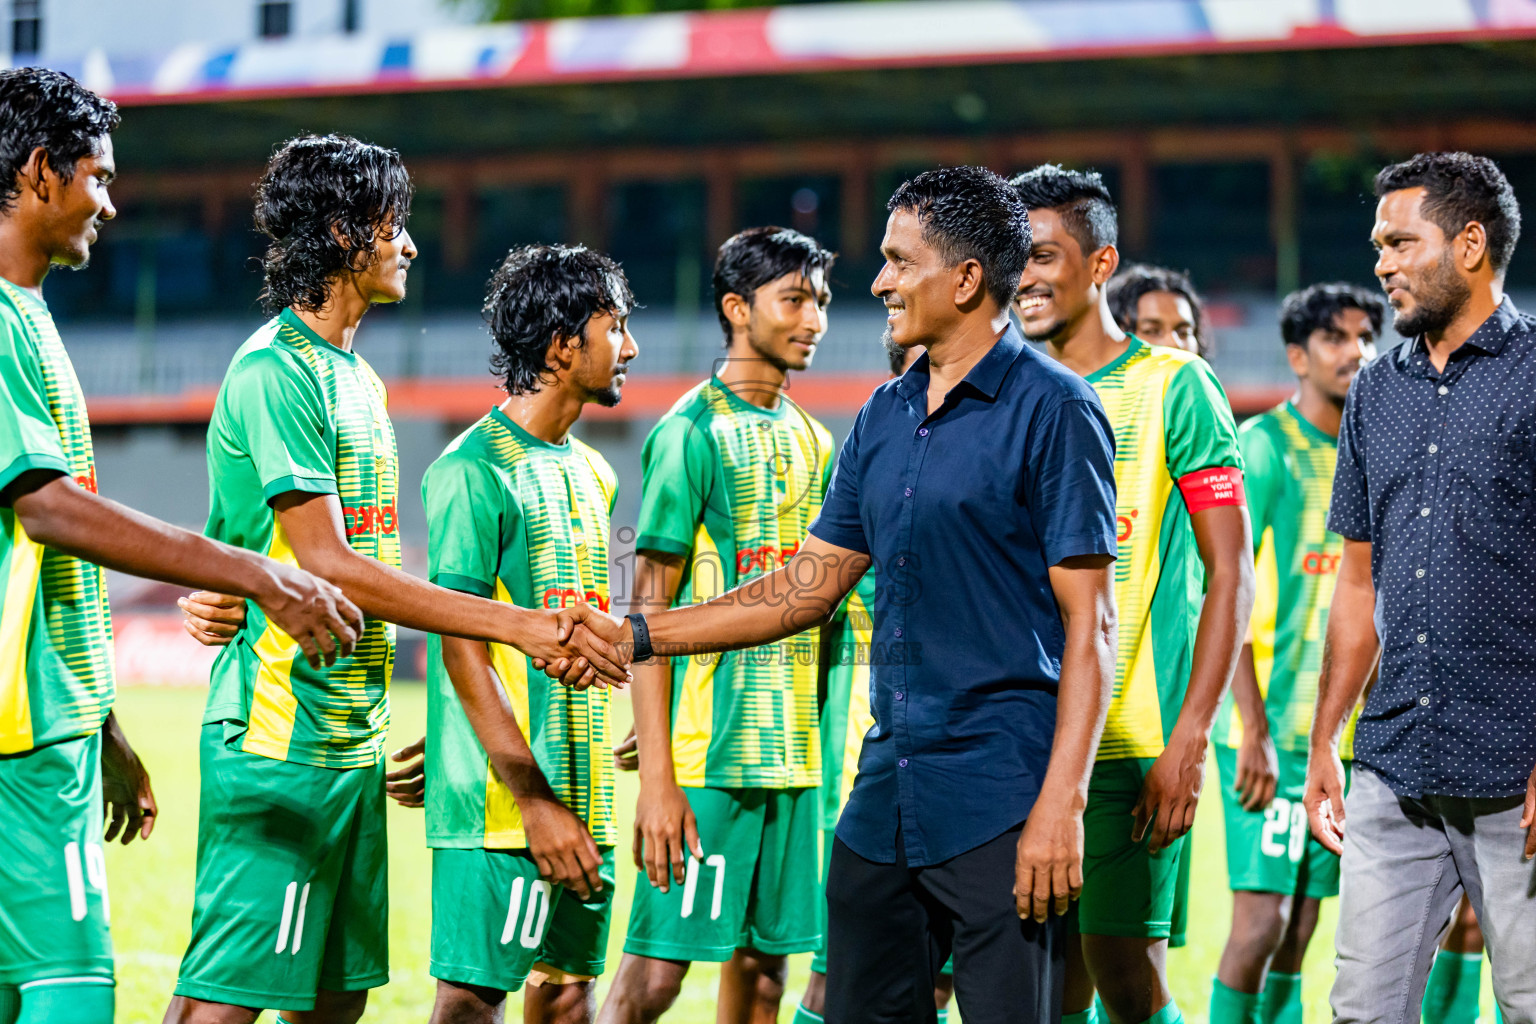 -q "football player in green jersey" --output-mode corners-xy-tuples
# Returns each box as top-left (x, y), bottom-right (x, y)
(0, 69), (365, 1024)
(165, 137), (627, 1024)
(1106, 264), (1209, 359)
(1011, 165), (1256, 1024)
(597, 227), (835, 1024)
(422, 243), (637, 1024)
(1208, 283), (1381, 1024)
